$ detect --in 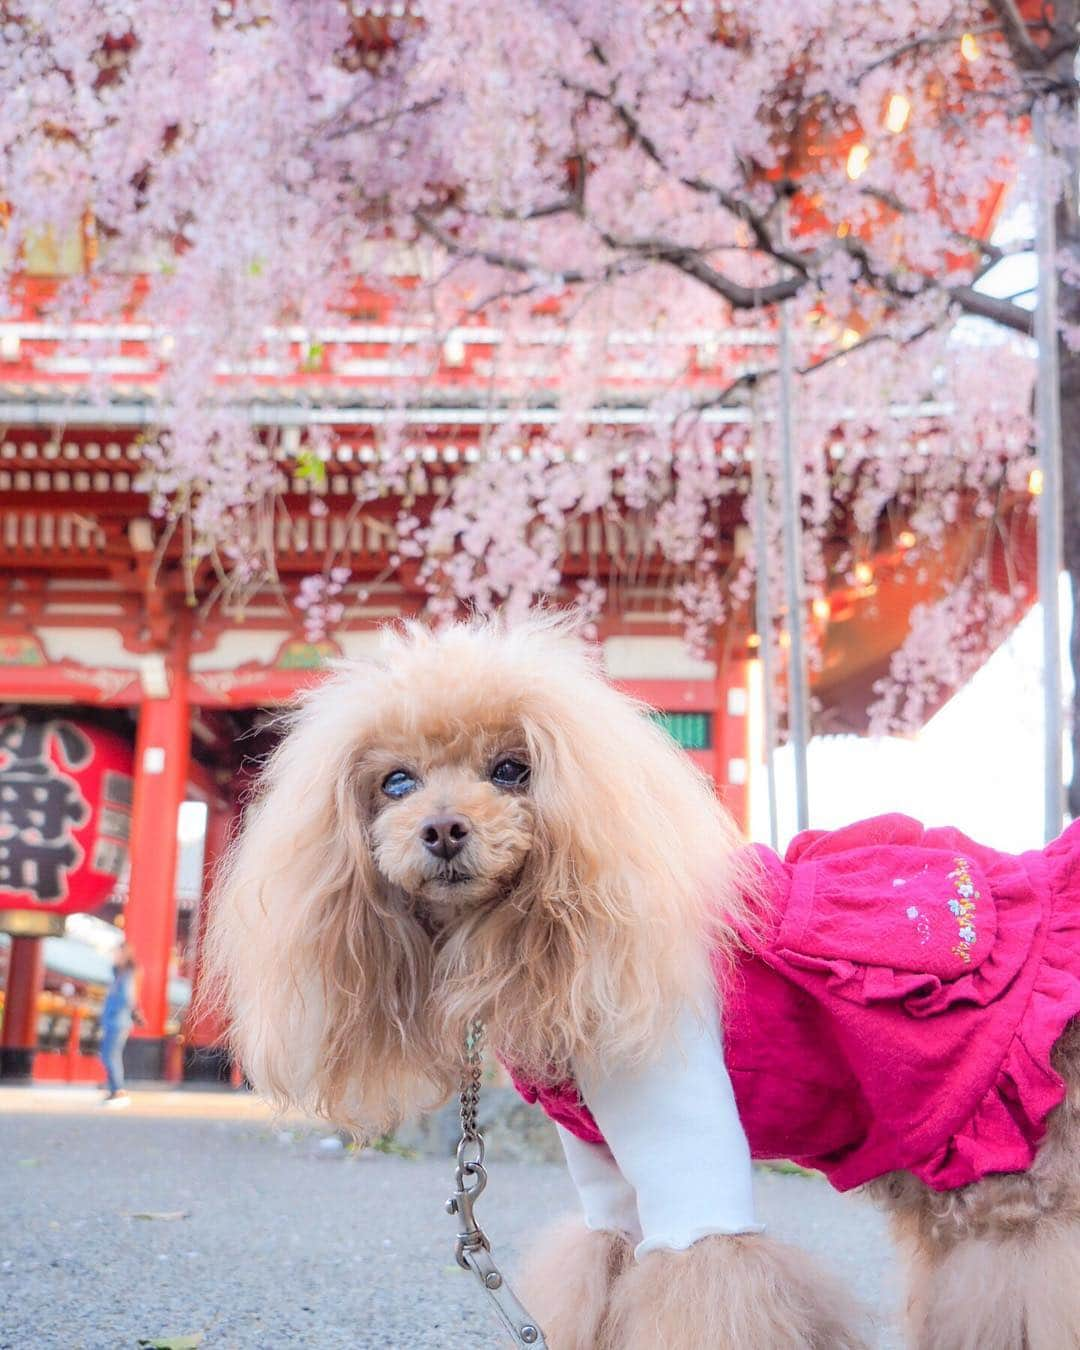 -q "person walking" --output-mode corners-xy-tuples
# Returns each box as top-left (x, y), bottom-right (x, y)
(99, 941), (143, 1107)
